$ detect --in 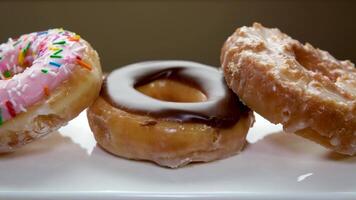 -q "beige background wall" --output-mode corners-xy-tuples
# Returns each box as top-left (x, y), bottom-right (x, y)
(0, 0), (355, 71)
